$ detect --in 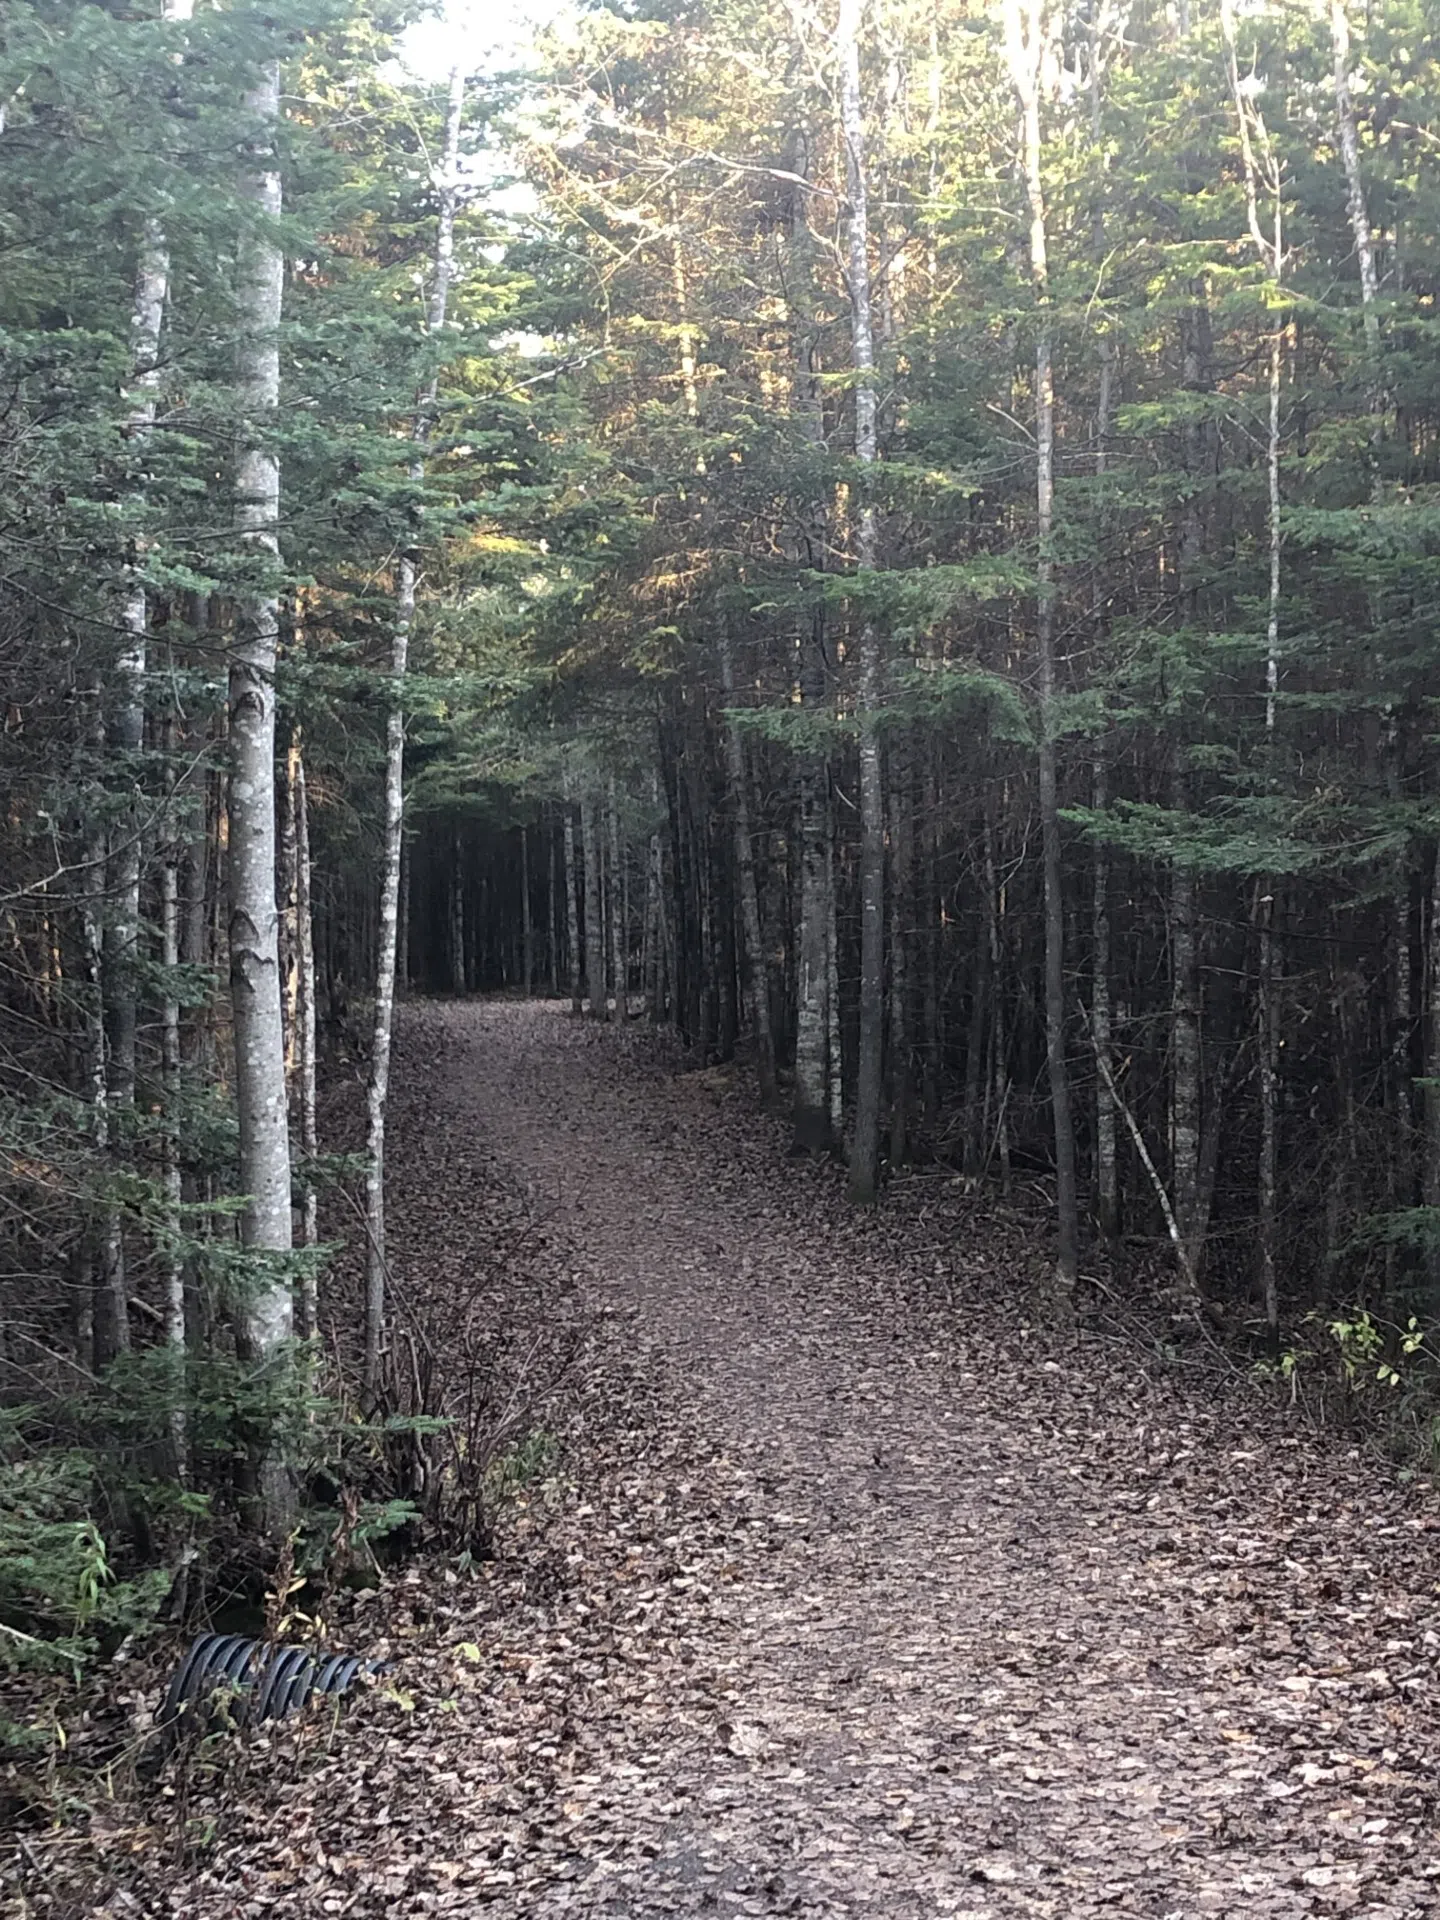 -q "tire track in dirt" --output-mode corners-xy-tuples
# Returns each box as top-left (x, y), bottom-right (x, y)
(406, 1000), (1439, 1920)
